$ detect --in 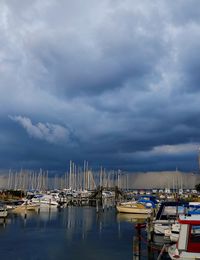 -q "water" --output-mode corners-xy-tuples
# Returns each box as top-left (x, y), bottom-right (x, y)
(0, 207), (168, 260)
